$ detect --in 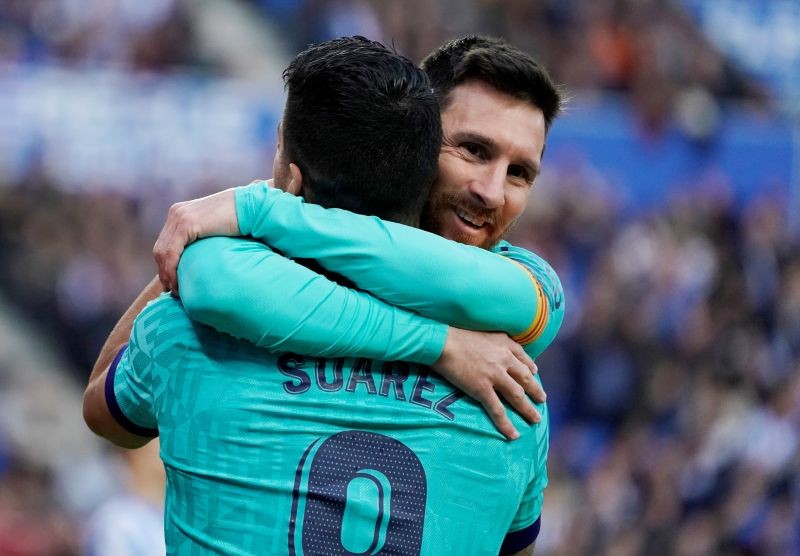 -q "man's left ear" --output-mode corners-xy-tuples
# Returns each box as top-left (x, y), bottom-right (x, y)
(287, 163), (303, 196)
